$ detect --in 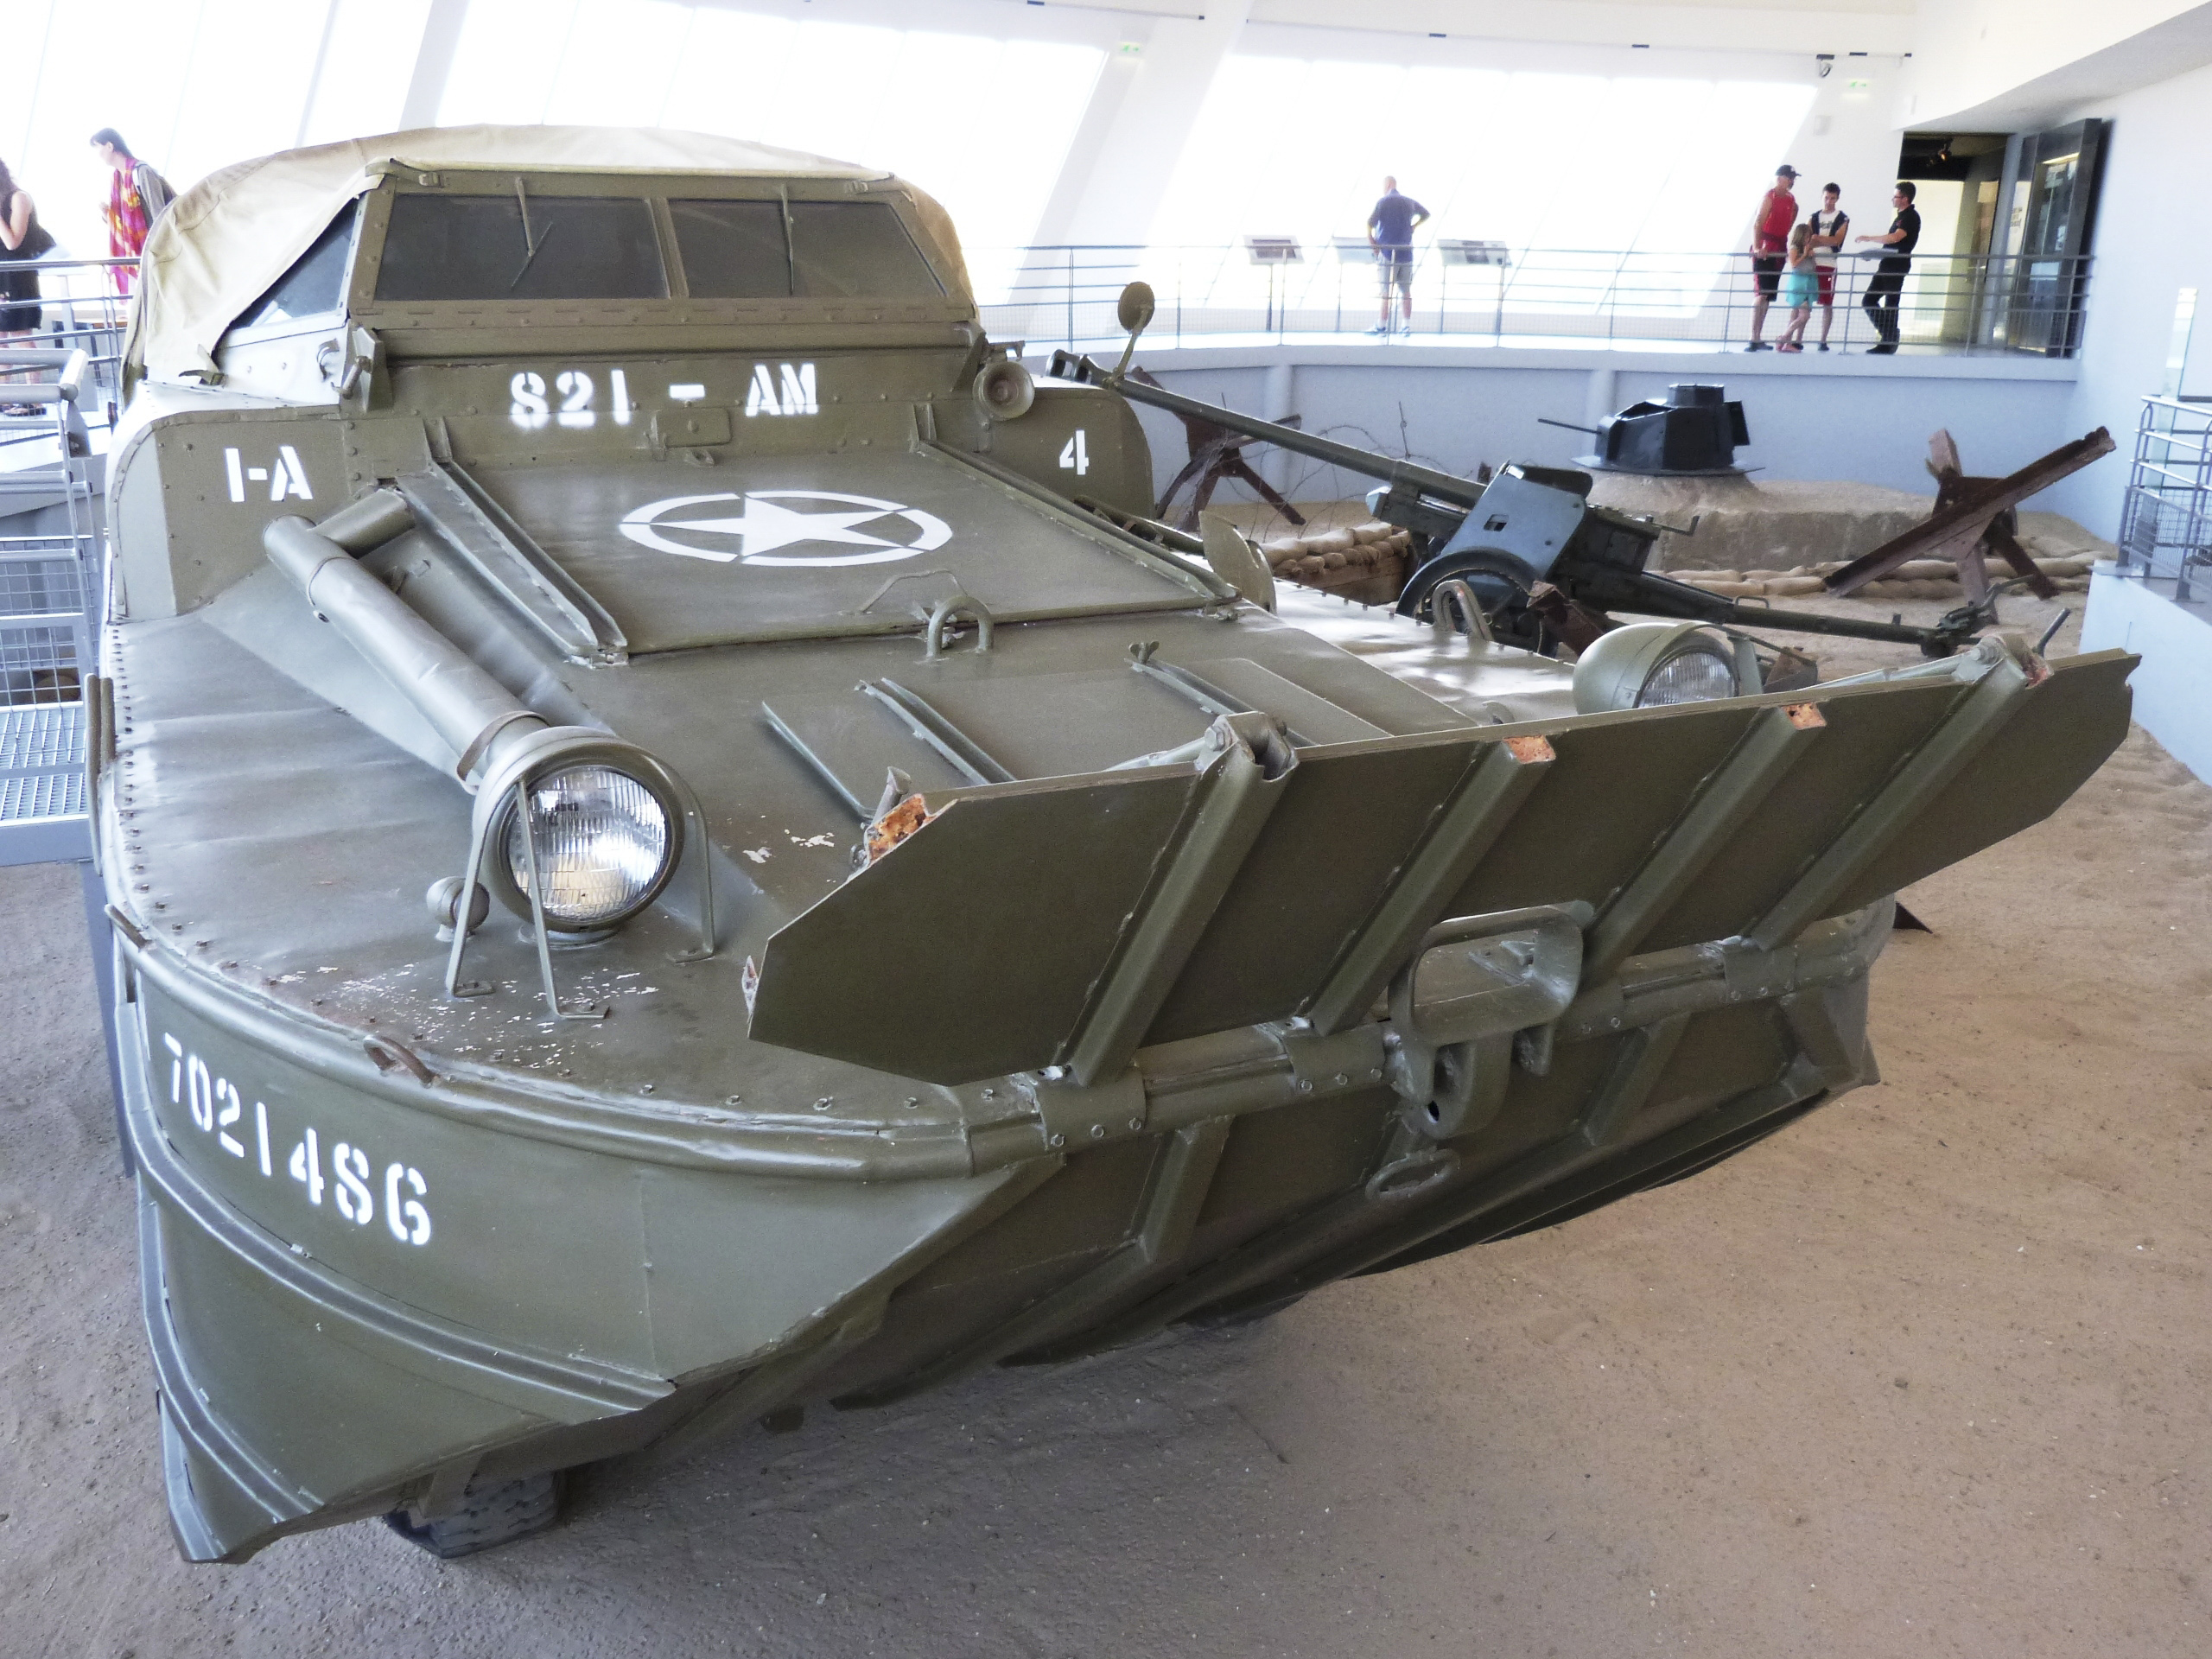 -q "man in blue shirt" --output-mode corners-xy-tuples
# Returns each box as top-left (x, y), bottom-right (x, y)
(1367, 176), (1430, 336)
